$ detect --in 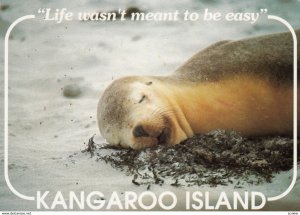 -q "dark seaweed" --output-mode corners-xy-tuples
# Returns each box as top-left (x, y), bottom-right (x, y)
(81, 135), (96, 157)
(82, 130), (298, 188)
